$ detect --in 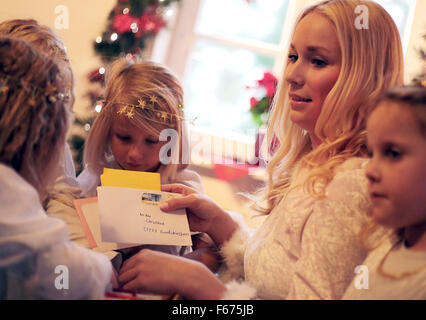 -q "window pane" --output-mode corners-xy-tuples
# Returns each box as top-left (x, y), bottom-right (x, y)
(183, 38), (275, 135)
(195, 0), (289, 45)
(378, 0), (413, 35)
